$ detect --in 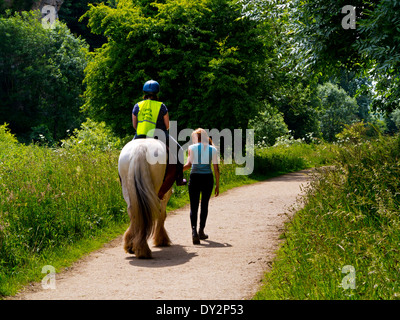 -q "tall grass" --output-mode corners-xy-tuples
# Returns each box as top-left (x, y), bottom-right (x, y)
(254, 134), (400, 300)
(253, 141), (336, 178)
(0, 125), (126, 296)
